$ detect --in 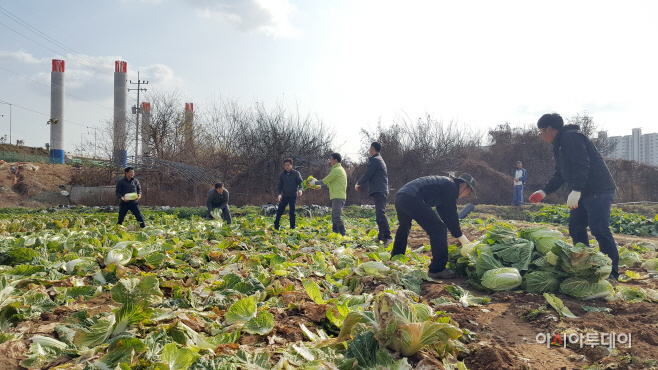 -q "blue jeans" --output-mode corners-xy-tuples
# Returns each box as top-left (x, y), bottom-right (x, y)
(513, 185), (524, 205)
(118, 202), (145, 228)
(569, 191), (618, 279)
